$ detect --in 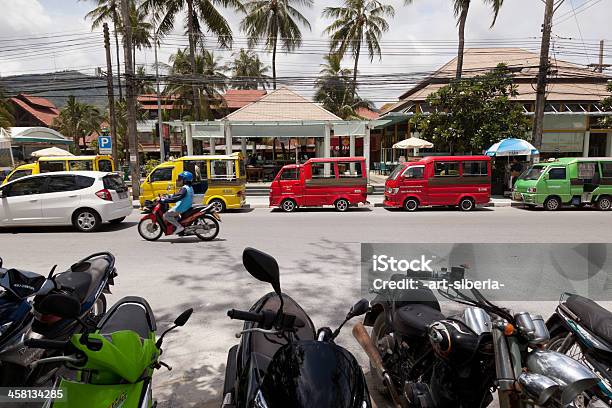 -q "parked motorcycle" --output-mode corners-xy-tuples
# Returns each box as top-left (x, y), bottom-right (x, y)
(138, 197), (220, 241)
(0, 253), (116, 386)
(25, 296), (193, 407)
(221, 247), (372, 408)
(356, 275), (602, 407)
(546, 293), (612, 406)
